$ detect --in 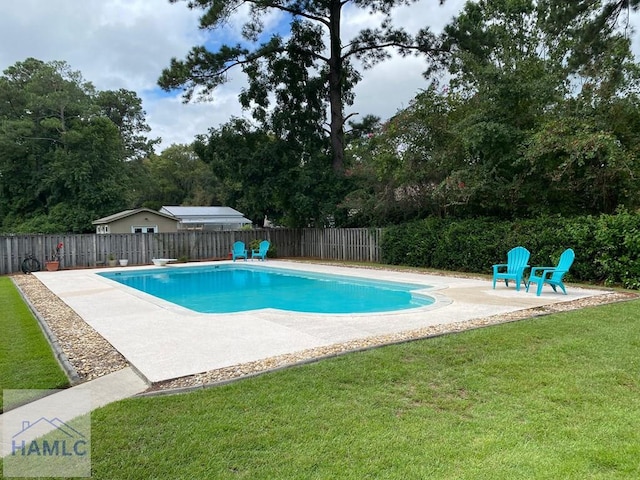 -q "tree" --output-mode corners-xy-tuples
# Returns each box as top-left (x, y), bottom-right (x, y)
(136, 144), (219, 210)
(96, 89), (159, 161)
(431, 0), (640, 216)
(345, 0), (640, 222)
(344, 86), (471, 223)
(539, 0), (640, 72)
(0, 58), (155, 232)
(193, 118), (348, 227)
(159, 0), (446, 173)
(523, 113), (640, 214)
(193, 118), (302, 225)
